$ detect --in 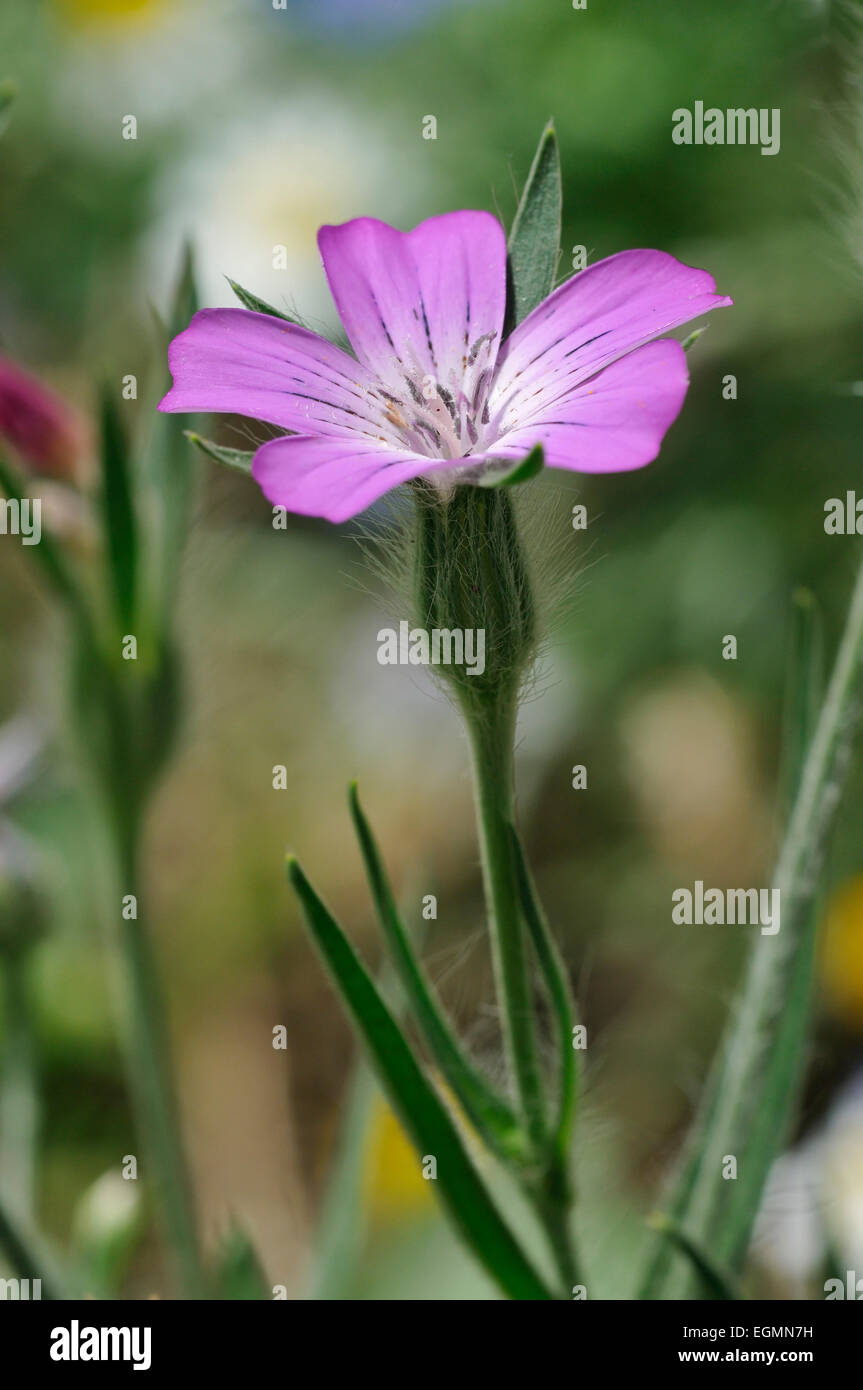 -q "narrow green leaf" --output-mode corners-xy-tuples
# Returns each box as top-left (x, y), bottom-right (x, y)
(0, 79), (16, 138)
(99, 387), (138, 630)
(647, 1212), (742, 1300)
(167, 242), (197, 340)
(505, 121), (562, 334)
(310, 910), (422, 1300)
(226, 278), (299, 324)
(508, 824), (578, 1169)
(779, 588), (824, 819)
(639, 560), (863, 1298)
(349, 783), (525, 1161)
(143, 245), (200, 624)
(479, 445), (544, 489)
(287, 855), (554, 1300)
(185, 431), (254, 475)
